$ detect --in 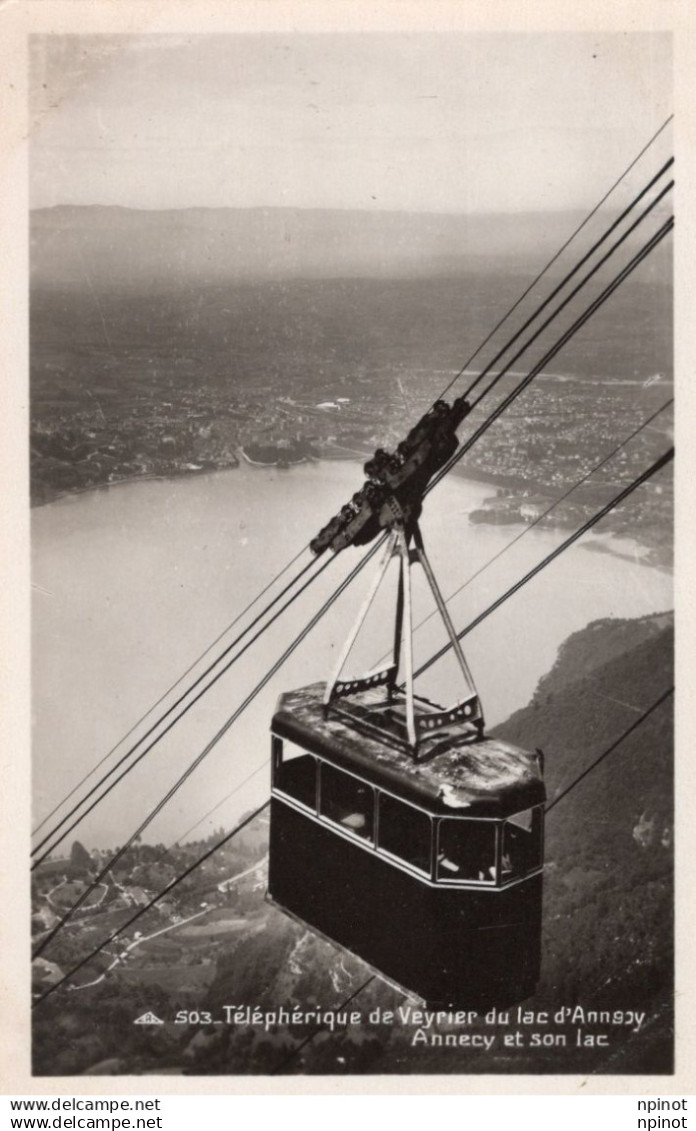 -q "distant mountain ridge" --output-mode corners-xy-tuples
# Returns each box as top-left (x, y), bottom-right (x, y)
(30, 204), (673, 290)
(519, 610), (673, 707)
(495, 609), (673, 808)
